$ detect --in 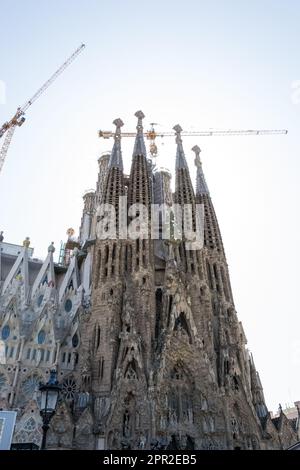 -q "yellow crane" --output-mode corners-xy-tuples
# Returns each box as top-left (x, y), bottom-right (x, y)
(0, 43), (85, 173)
(99, 123), (288, 157)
